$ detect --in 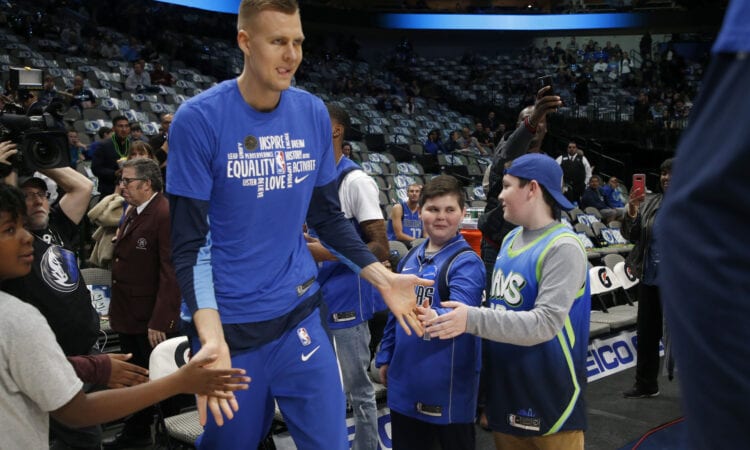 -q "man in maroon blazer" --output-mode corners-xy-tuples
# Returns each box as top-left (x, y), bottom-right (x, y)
(106, 158), (181, 448)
